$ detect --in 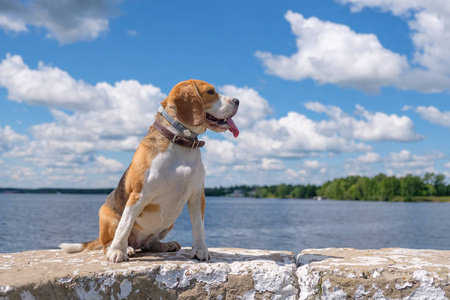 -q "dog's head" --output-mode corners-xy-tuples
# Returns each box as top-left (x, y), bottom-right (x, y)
(161, 79), (240, 137)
